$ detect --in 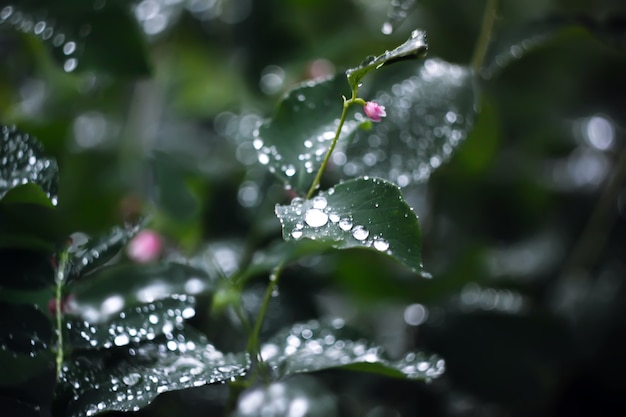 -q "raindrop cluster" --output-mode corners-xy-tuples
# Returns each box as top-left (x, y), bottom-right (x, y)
(276, 194), (391, 254)
(61, 329), (249, 417)
(0, 5), (80, 72)
(0, 125), (58, 204)
(69, 224), (141, 275)
(66, 295), (196, 349)
(260, 319), (445, 381)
